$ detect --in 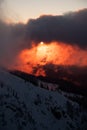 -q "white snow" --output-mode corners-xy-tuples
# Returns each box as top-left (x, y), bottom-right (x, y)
(0, 68), (87, 130)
